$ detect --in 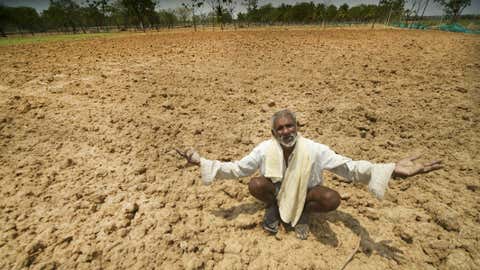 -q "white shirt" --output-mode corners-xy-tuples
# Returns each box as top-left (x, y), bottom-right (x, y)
(200, 138), (396, 199)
